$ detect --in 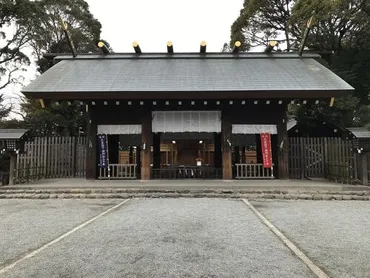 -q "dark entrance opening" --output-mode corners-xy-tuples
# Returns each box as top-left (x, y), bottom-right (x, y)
(151, 132), (222, 179)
